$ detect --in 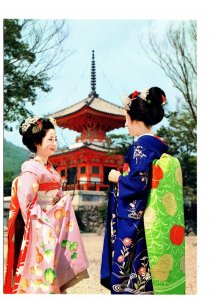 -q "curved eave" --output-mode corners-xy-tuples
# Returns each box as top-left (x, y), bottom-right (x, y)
(47, 96), (125, 119)
(51, 145), (112, 158)
(54, 106), (125, 132)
